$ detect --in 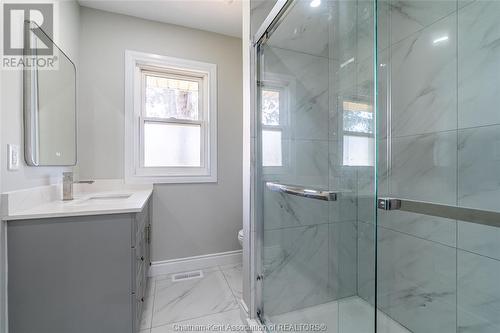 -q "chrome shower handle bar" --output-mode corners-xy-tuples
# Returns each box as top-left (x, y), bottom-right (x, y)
(266, 182), (338, 201)
(378, 198), (500, 228)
